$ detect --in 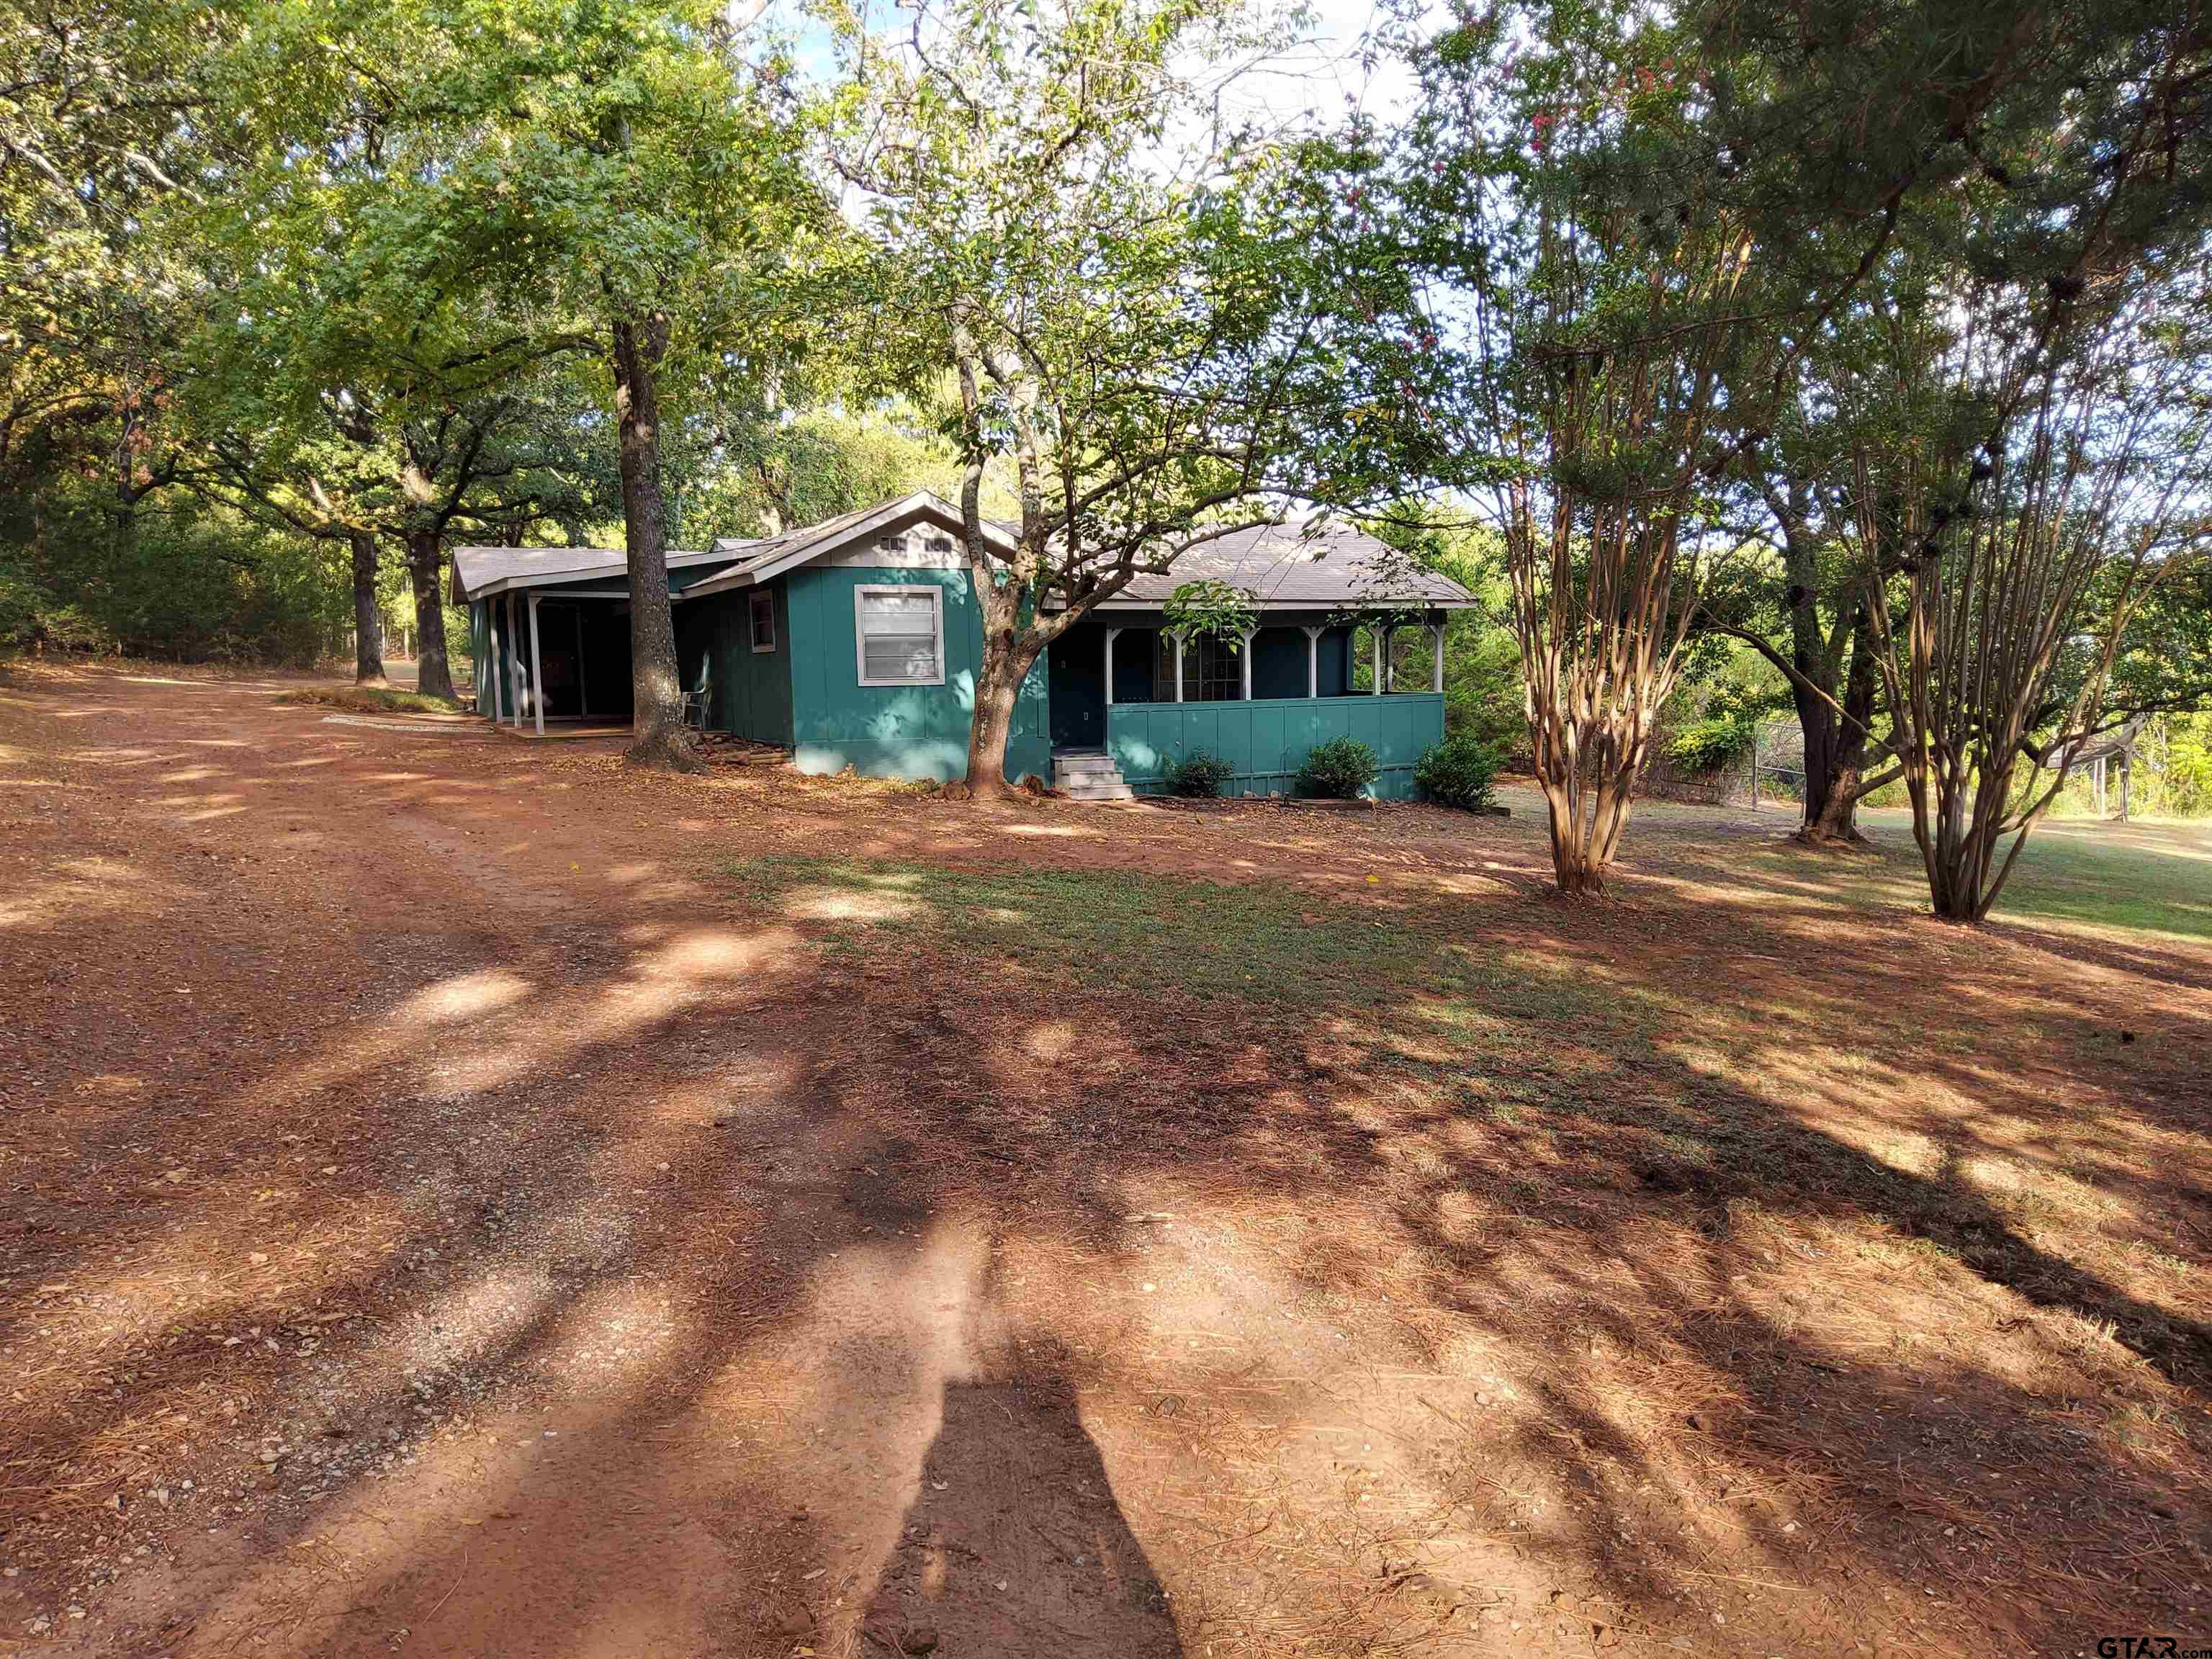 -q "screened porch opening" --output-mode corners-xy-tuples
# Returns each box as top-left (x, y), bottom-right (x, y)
(1151, 630), (1244, 701)
(480, 592), (634, 734)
